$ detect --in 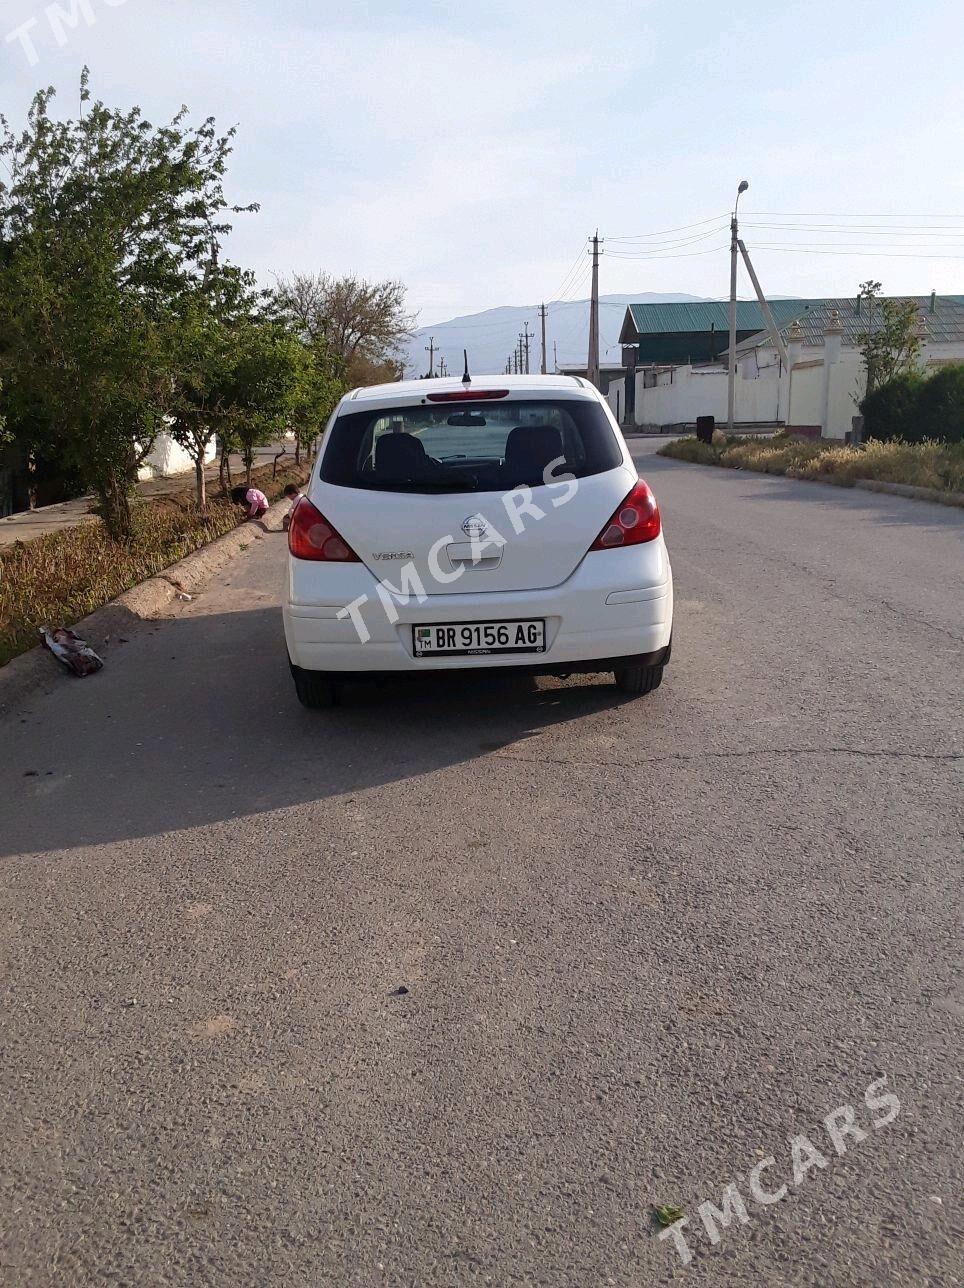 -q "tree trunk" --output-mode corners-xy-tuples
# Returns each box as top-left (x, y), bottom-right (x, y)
(195, 456), (206, 513)
(218, 445), (233, 495)
(295, 437), (301, 466)
(244, 449), (253, 486)
(97, 476), (133, 543)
